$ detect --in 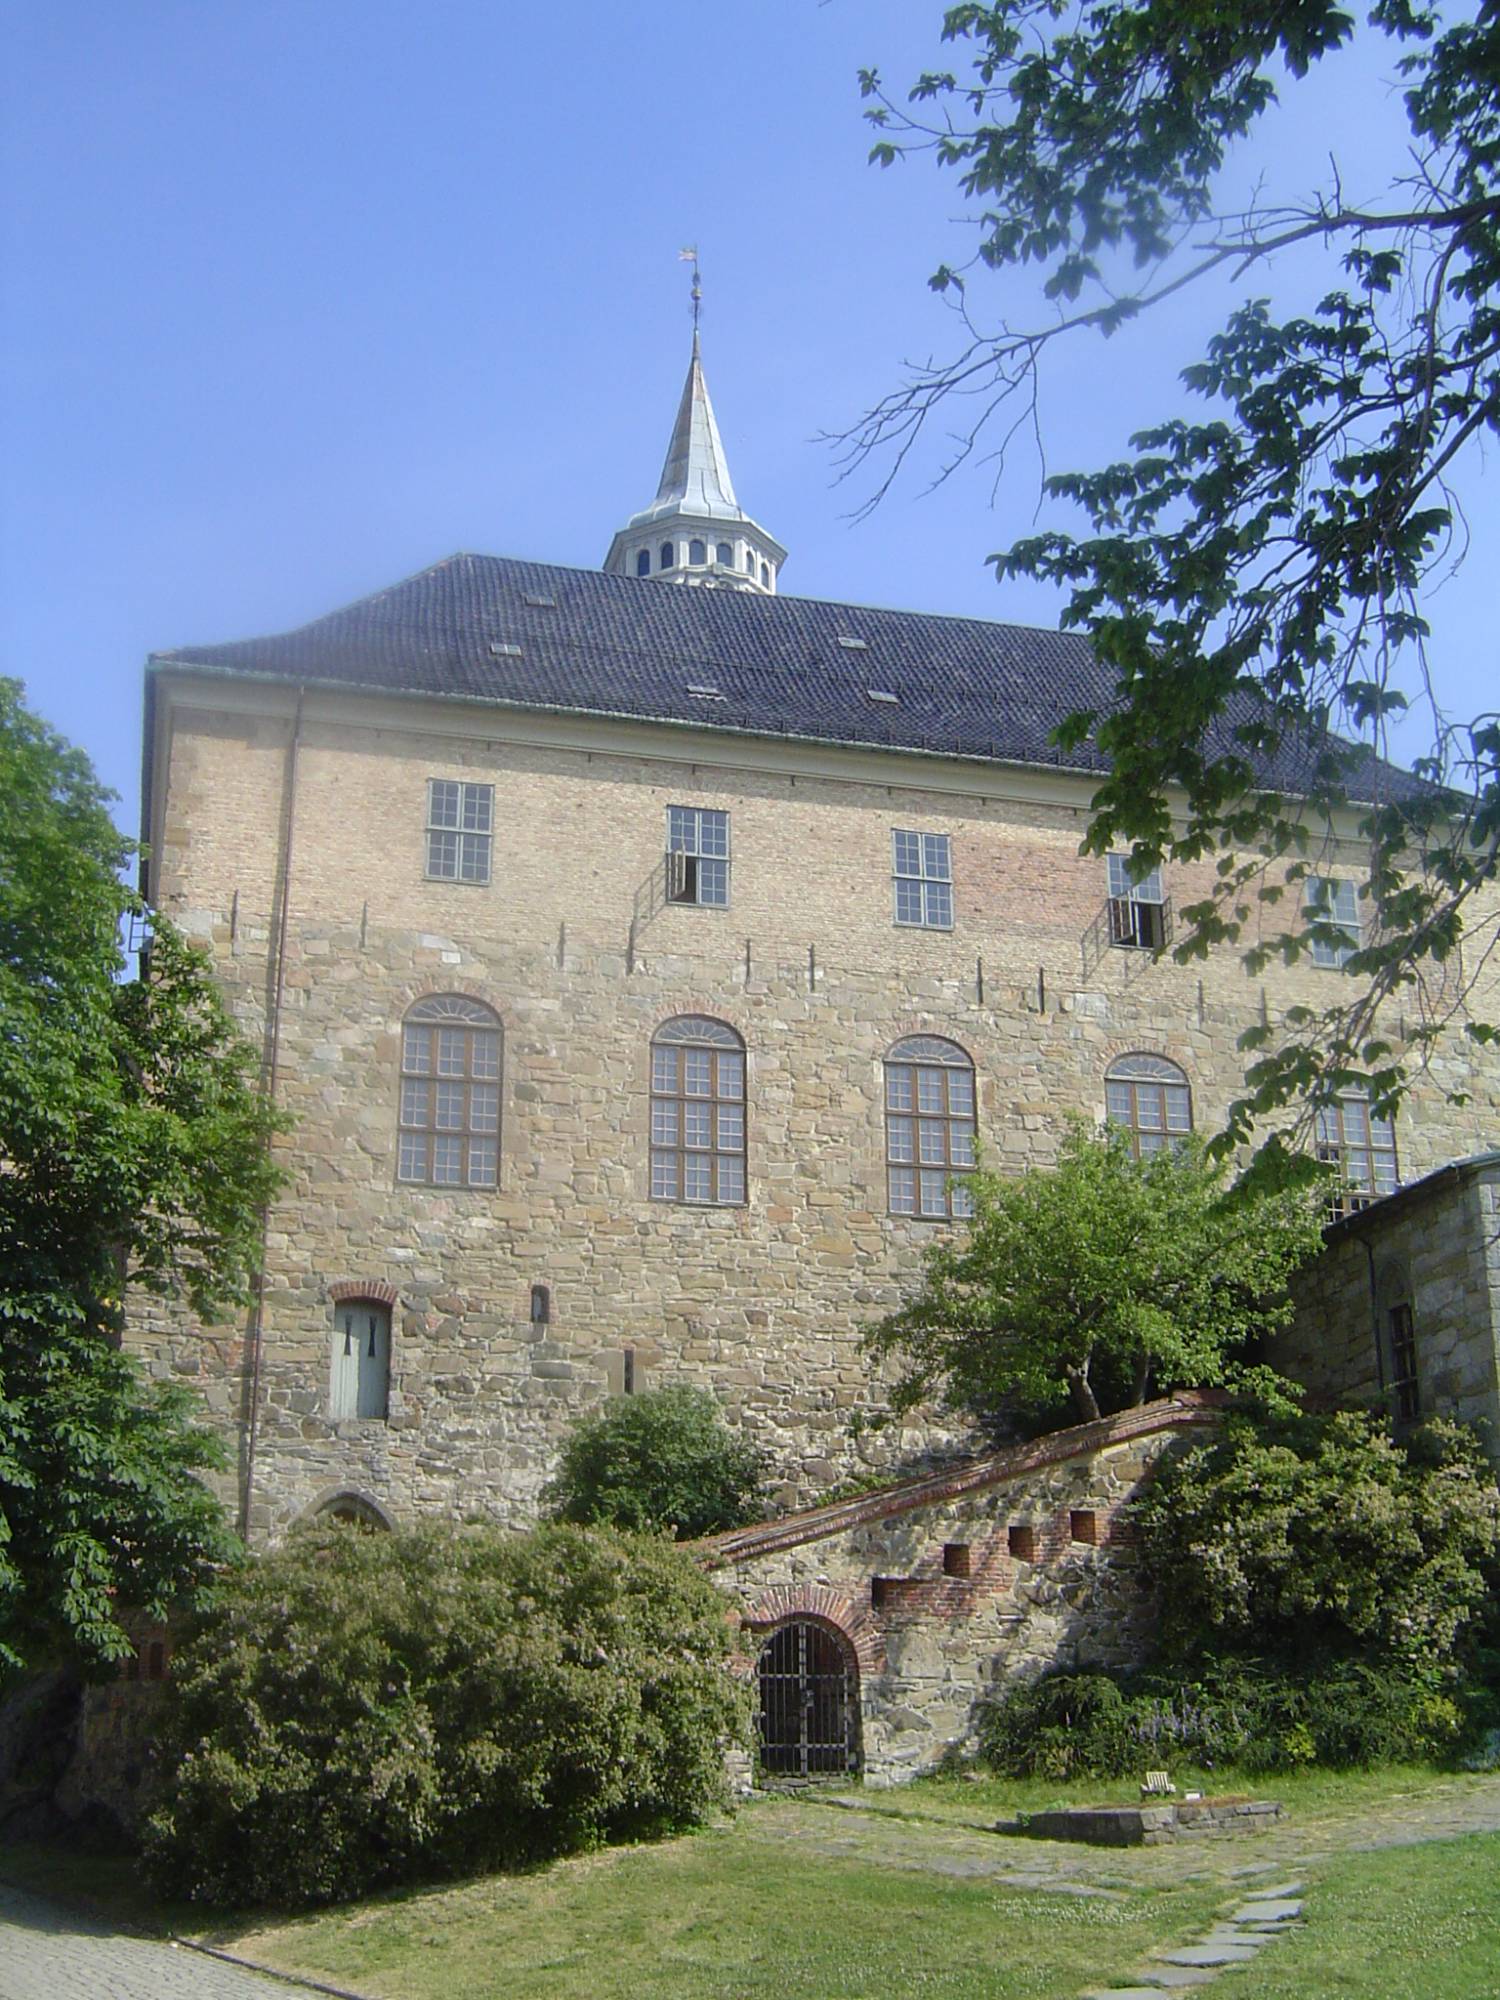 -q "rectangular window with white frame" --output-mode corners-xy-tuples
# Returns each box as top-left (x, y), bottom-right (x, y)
(1106, 853), (1166, 949)
(892, 830), (953, 929)
(1304, 875), (1360, 968)
(666, 806), (730, 907)
(426, 779), (493, 884)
